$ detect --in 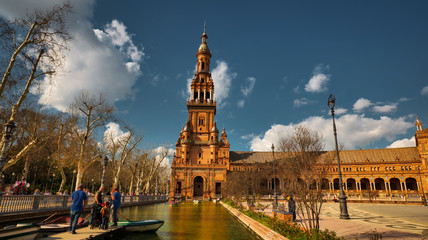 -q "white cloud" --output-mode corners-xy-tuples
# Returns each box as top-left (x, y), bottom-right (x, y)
(372, 103), (397, 113)
(237, 99), (245, 108)
(212, 60), (237, 107)
(248, 114), (413, 151)
(293, 98), (310, 108)
(304, 64), (330, 93)
(185, 60), (236, 108)
(237, 77), (256, 108)
(2, 1), (144, 112)
(335, 108), (348, 115)
(353, 98), (372, 112)
(241, 77), (256, 97)
(421, 86), (428, 96)
(241, 133), (259, 140)
(353, 98), (400, 114)
(387, 136), (415, 148)
(152, 146), (175, 167)
(104, 122), (131, 148)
